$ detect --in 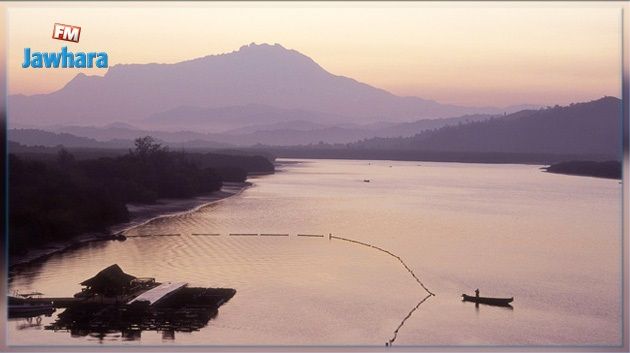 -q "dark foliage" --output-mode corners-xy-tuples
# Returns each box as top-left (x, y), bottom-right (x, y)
(186, 152), (275, 179)
(215, 167), (248, 183)
(351, 97), (622, 160)
(9, 137), (224, 255)
(544, 160), (621, 179)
